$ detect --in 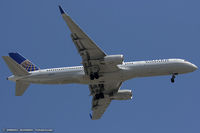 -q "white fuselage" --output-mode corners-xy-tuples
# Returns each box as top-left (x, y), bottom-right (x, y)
(8, 59), (197, 84)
